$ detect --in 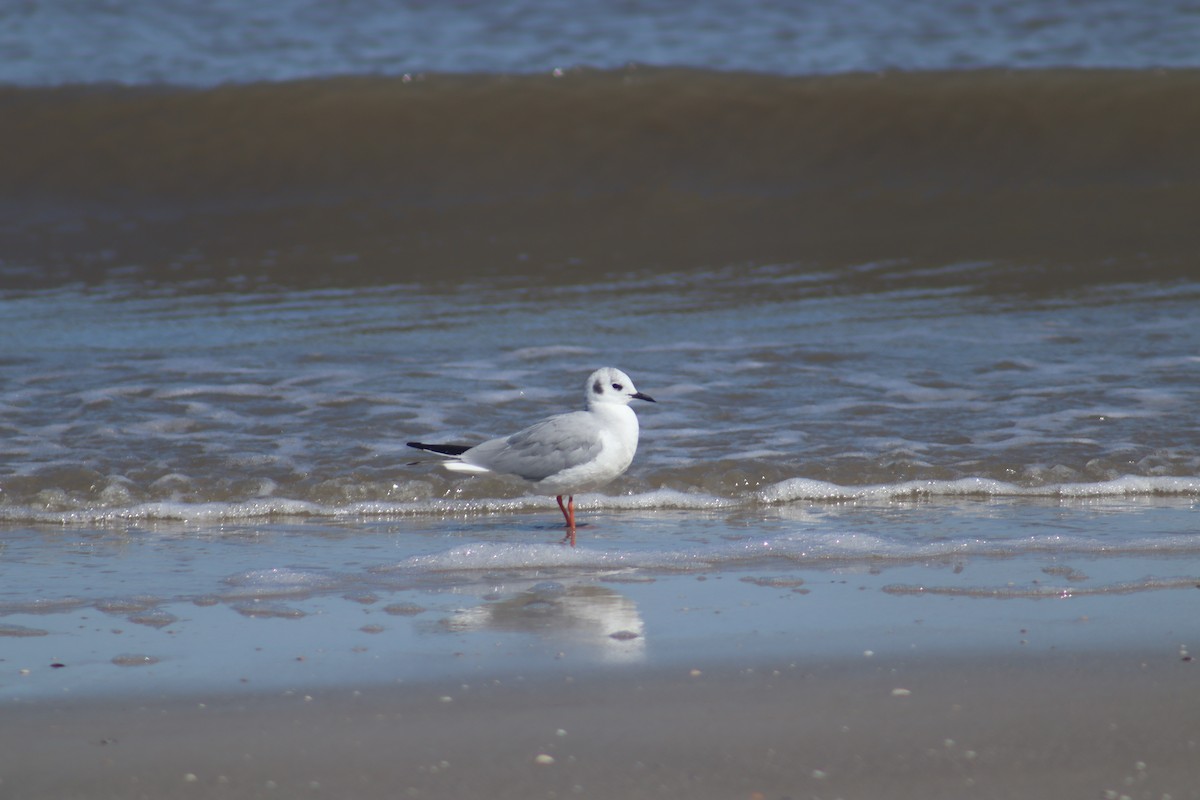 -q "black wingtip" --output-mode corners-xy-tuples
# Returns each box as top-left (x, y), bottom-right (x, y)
(407, 441), (472, 456)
